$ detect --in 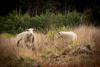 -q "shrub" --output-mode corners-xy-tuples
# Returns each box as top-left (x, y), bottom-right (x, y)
(0, 11), (89, 34)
